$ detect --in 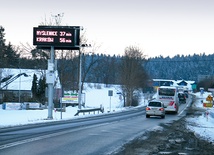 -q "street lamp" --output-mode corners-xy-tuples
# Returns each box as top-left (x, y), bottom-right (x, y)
(18, 73), (29, 103)
(78, 44), (91, 109)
